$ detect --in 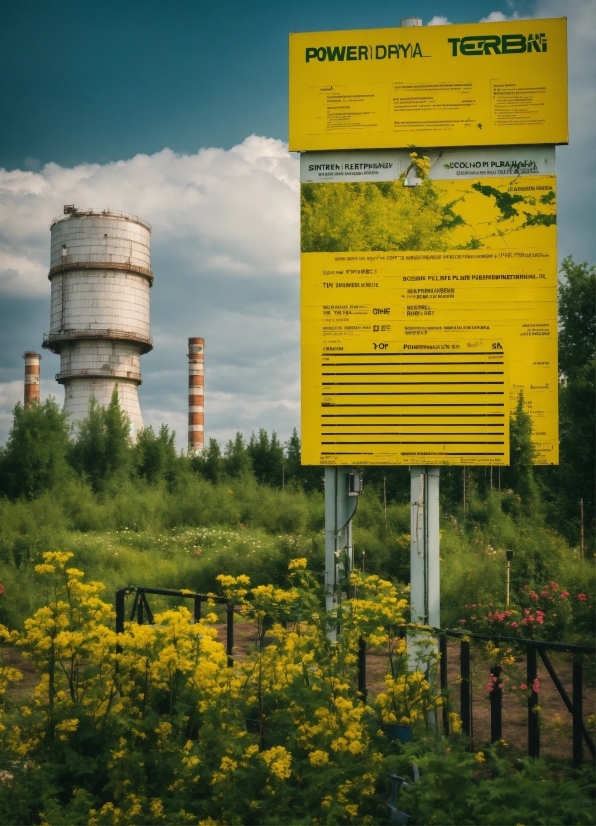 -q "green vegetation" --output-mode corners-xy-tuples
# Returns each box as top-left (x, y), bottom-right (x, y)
(0, 553), (593, 826)
(0, 257), (593, 823)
